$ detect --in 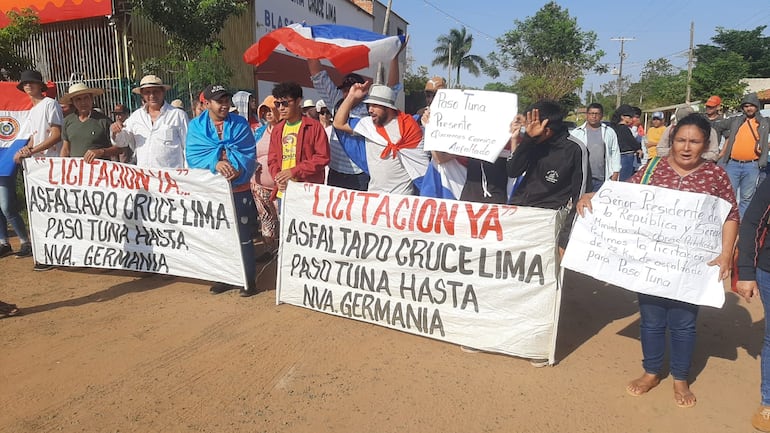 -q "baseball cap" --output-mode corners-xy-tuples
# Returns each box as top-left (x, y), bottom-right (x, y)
(337, 73), (365, 90)
(203, 84), (232, 101)
(315, 99), (327, 111)
(652, 111), (664, 120)
(705, 95), (722, 107)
